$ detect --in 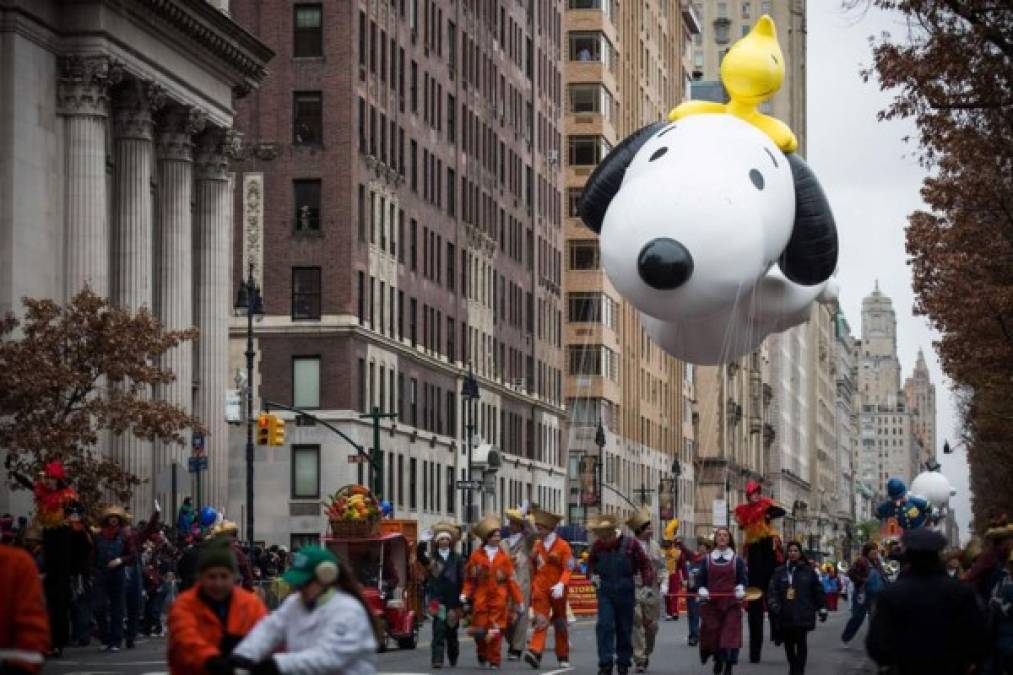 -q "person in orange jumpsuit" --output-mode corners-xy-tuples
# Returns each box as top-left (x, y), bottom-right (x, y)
(460, 514), (524, 670)
(523, 507), (573, 669)
(0, 543), (50, 675)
